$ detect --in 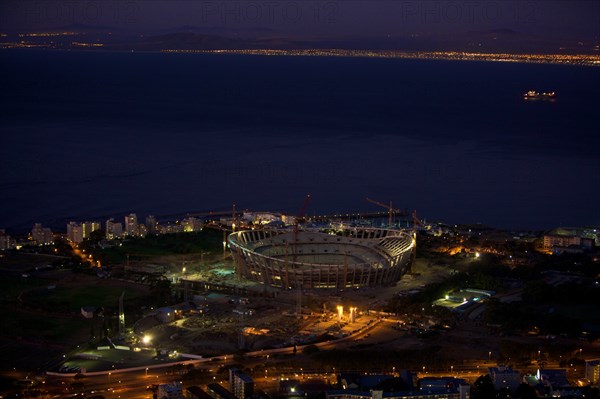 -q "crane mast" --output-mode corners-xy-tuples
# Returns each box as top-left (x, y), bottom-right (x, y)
(294, 194), (312, 241)
(366, 197), (402, 229)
